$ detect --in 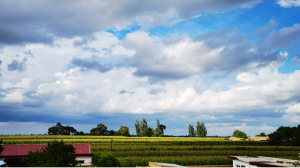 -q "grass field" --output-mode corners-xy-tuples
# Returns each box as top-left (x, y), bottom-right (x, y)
(1, 135), (300, 167)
